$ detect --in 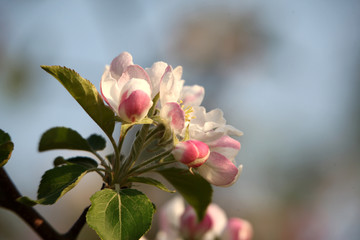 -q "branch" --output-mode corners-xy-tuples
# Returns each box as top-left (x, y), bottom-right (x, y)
(0, 168), (88, 240)
(63, 206), (89, 239)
